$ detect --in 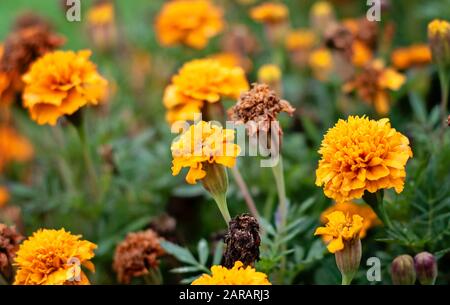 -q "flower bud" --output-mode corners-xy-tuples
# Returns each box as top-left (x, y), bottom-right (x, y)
(414, 252), (438, 285)
(391, 254), (416, 285)
(335, 238), (362, 285)
(201, 162), (231, 224)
